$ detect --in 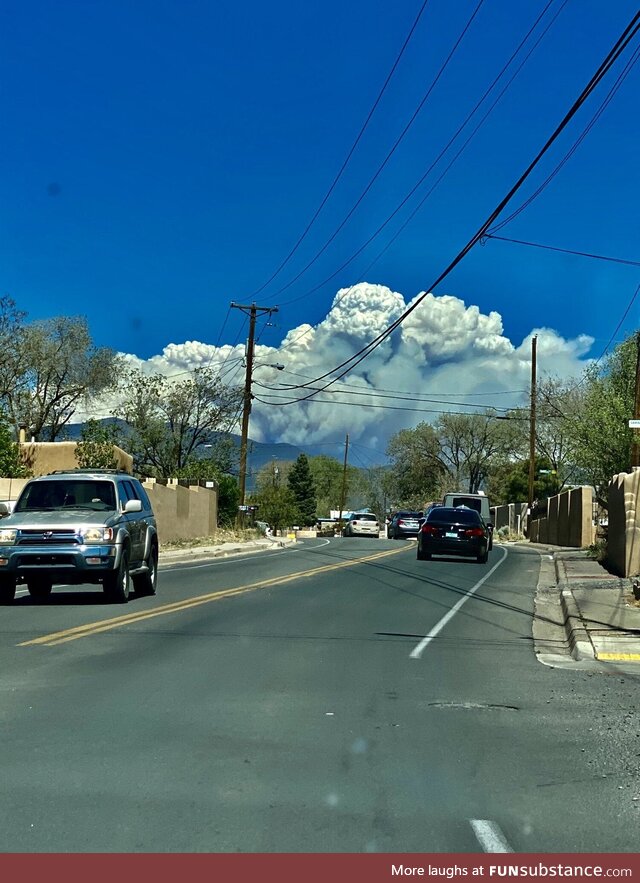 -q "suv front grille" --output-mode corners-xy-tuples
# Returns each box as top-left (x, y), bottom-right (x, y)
(18, 530), (80, 546)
